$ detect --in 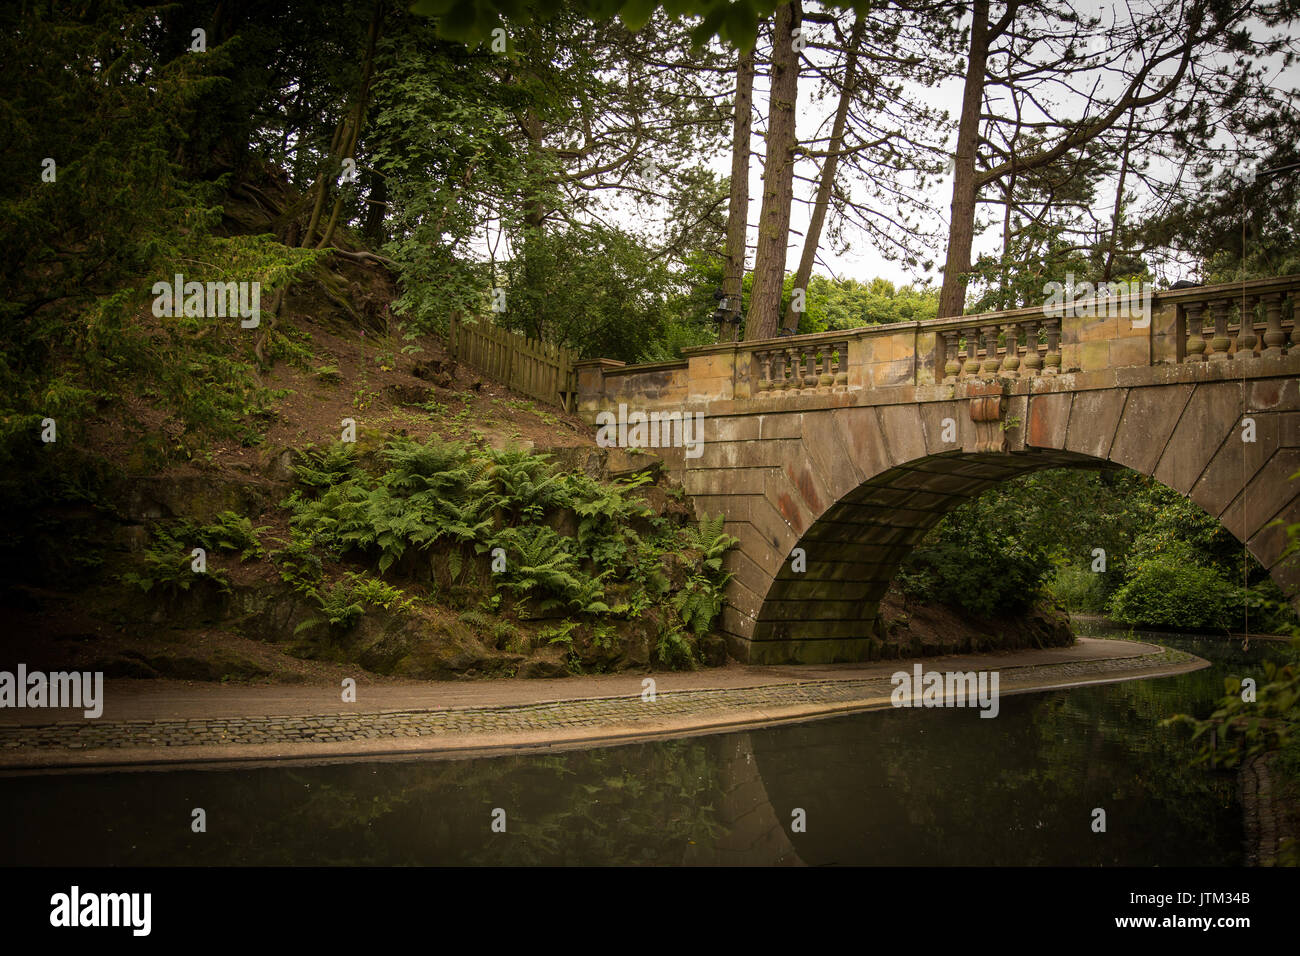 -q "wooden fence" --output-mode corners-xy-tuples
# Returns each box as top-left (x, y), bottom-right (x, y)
(446, 313), (578, 411)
